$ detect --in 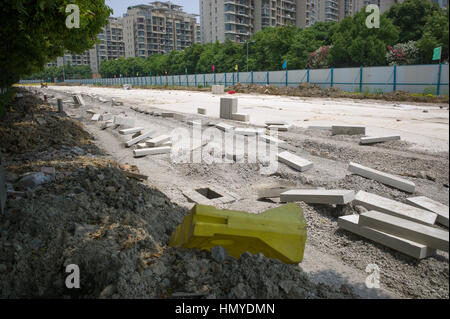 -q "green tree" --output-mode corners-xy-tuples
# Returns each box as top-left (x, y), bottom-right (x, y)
(328, 10), (399, 67)
(249, 26), (298, 70)
(0, 0), (111, 87)
(386, 0), (442, 43)
(416, 9), (449, 63)
(286, 22), (335, 69)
